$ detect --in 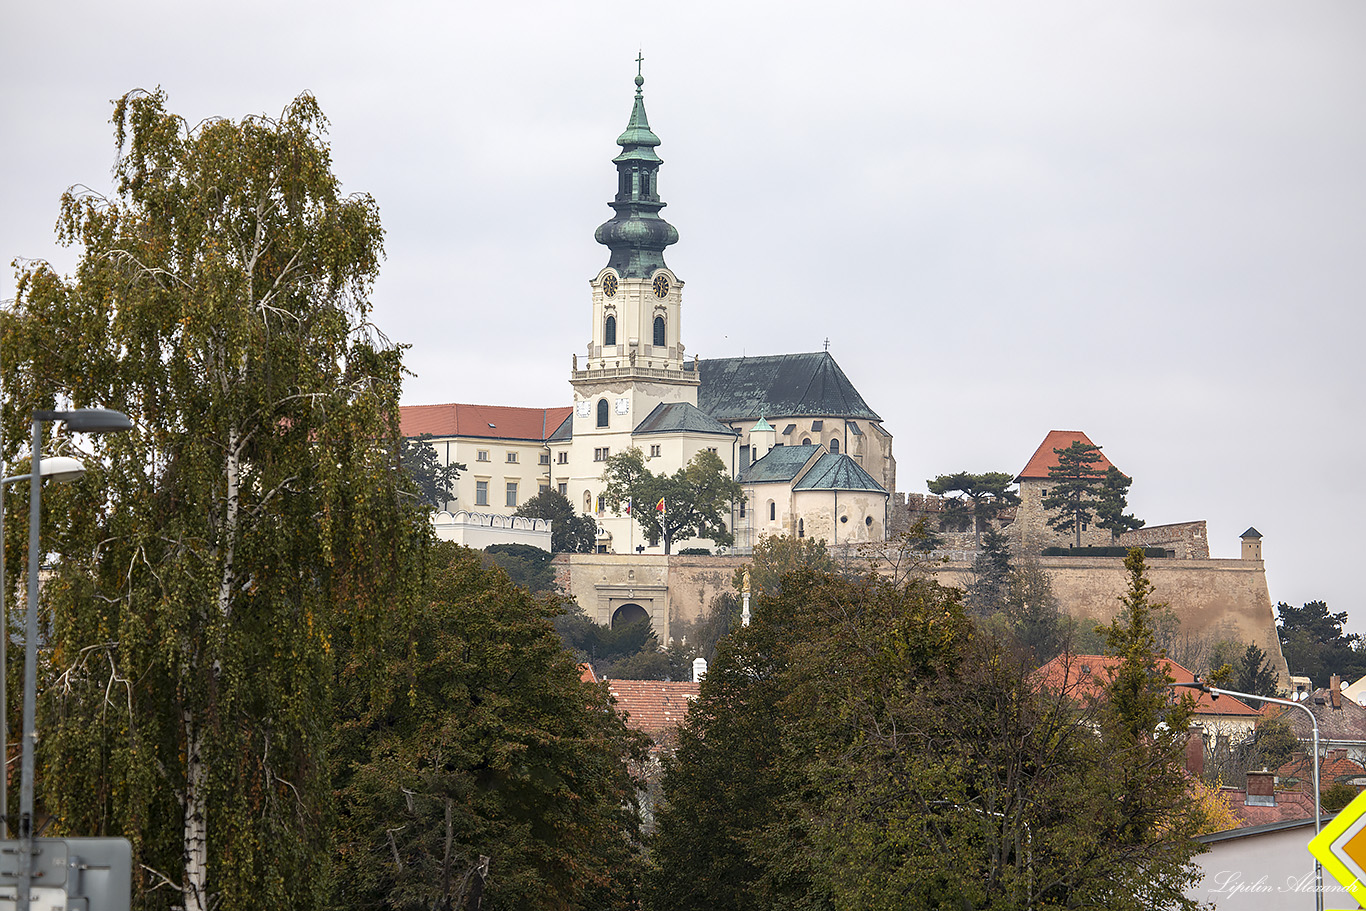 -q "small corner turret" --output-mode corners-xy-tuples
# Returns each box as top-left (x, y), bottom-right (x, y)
(1240, 527), (1263, 561)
